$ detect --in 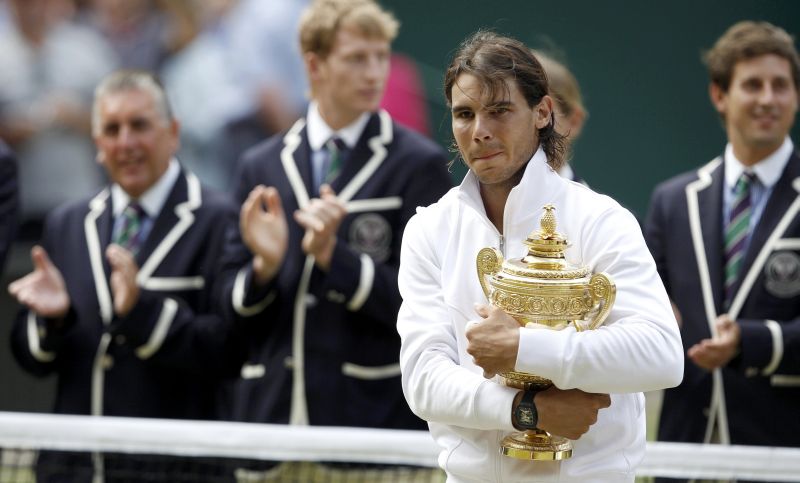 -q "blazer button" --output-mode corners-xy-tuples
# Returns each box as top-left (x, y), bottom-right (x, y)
(326, 290), (346, 303)
(305, 294), (318, 308)
(102, 355), (114, 370)
(115, 335), (126, 345)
